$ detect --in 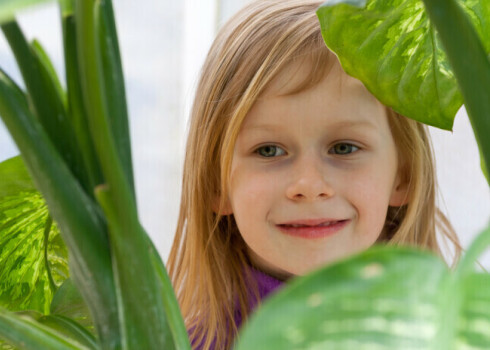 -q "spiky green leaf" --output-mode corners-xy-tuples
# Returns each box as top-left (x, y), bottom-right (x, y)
(0, 309), (91, 350)
(36, 315), (97, 349)
(2, 22), (91, 190)
(0, 62), (120, 349)
(61, 0), (103, 196)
